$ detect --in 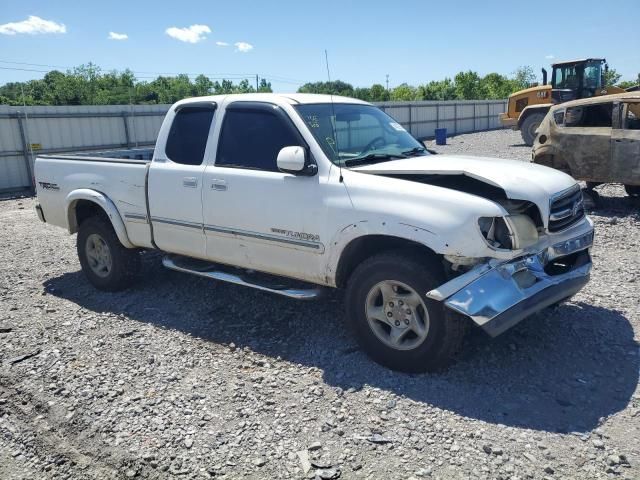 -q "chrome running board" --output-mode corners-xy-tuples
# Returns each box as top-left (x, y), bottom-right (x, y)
(162, 255), (322, 300)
